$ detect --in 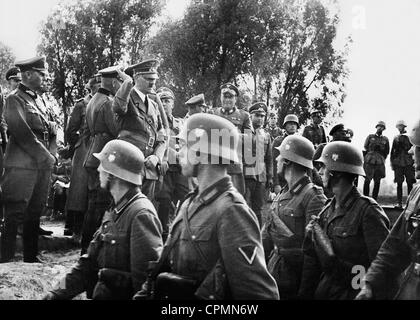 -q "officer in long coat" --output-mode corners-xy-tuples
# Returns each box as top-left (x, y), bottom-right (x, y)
(134, 114), (279, 300)
(1, 57), (57, 263)
(64, 76), (100, 237)
(264, 135), (326, 299)
(82, 66), (121, 254)
(43, 140), (163, 300)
